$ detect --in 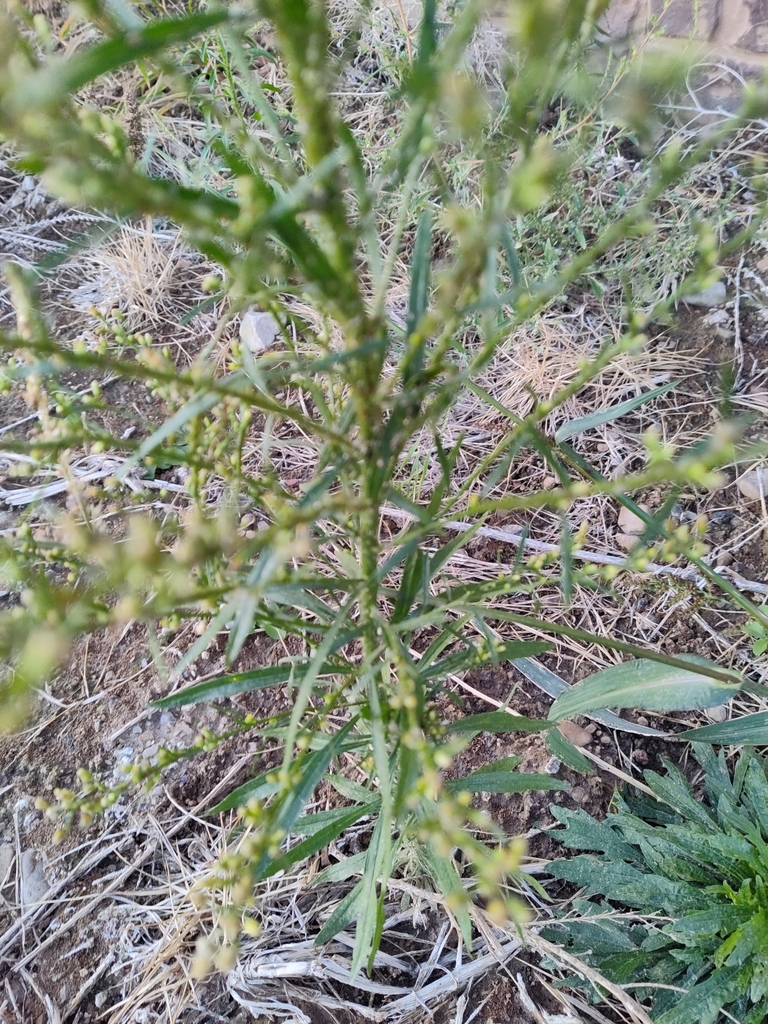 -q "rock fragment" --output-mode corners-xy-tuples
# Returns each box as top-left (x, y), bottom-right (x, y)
(239, 309), (281, 355)
(737, 468), (768, 502)
(681, 281), (727, 307)
(558, 721), (593, 746)
(618, 503), (650, 535)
